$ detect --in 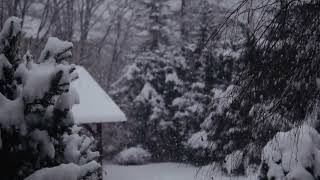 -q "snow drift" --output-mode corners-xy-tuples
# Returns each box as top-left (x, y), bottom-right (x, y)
(259, 125), (320, 180)
(114, 146), (152, 165)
